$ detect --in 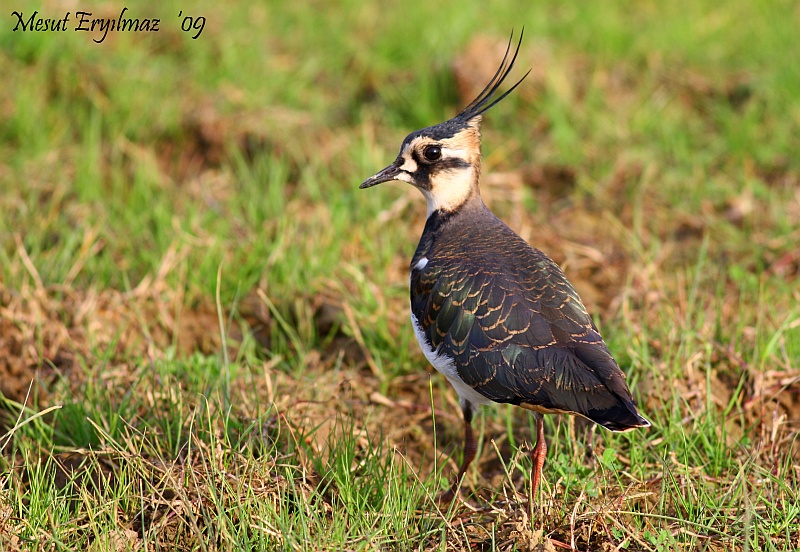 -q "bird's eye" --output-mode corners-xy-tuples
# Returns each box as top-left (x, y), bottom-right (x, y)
(423, 146), (442, 162)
